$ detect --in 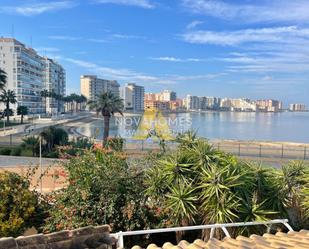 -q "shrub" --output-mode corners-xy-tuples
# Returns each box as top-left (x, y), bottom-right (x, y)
(11, 147), (22, 156)
(145, 135), (309, 240)
(106, 136), (124, 151)
(0, 148), (11, 155)
(44, 151), (59, 158)
(0, 171), (45, 237)
(43, 148), (158, 233)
